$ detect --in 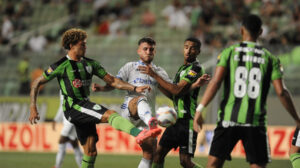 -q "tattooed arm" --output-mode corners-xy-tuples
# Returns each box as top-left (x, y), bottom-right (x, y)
(29, 75), (49, 124)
